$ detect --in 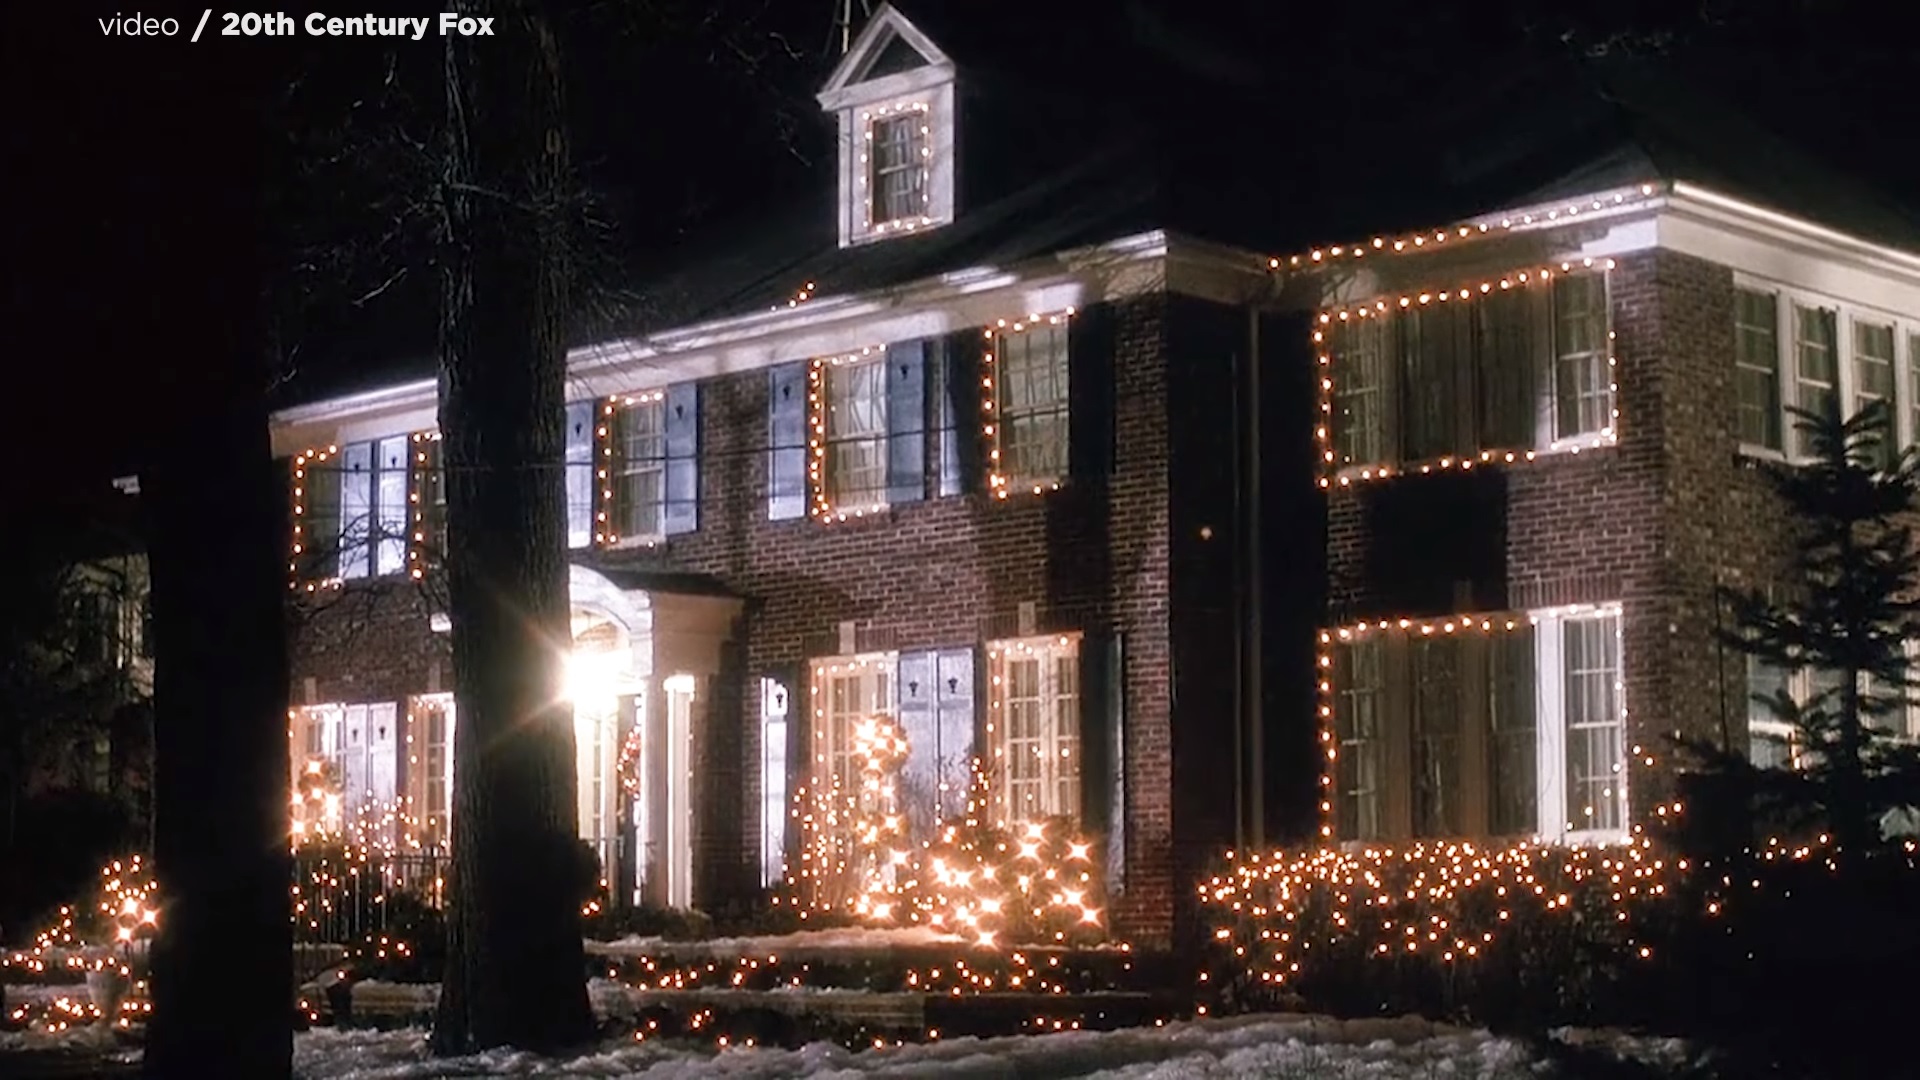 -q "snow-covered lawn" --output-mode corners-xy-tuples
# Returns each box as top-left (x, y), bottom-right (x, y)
(288, 1016), (1694, 1079)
